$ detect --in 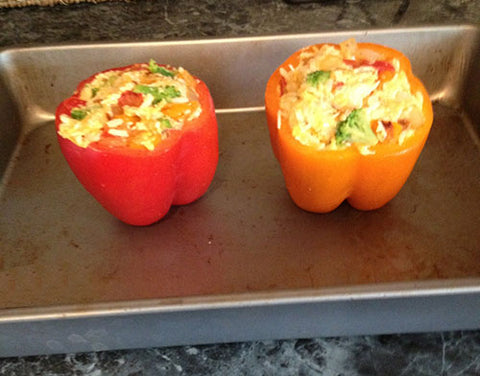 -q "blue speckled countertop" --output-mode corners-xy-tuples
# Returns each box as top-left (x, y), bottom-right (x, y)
(1, 0), (479, 47)
(1, 332), (480, 374)
(1, 0), (480, 374)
